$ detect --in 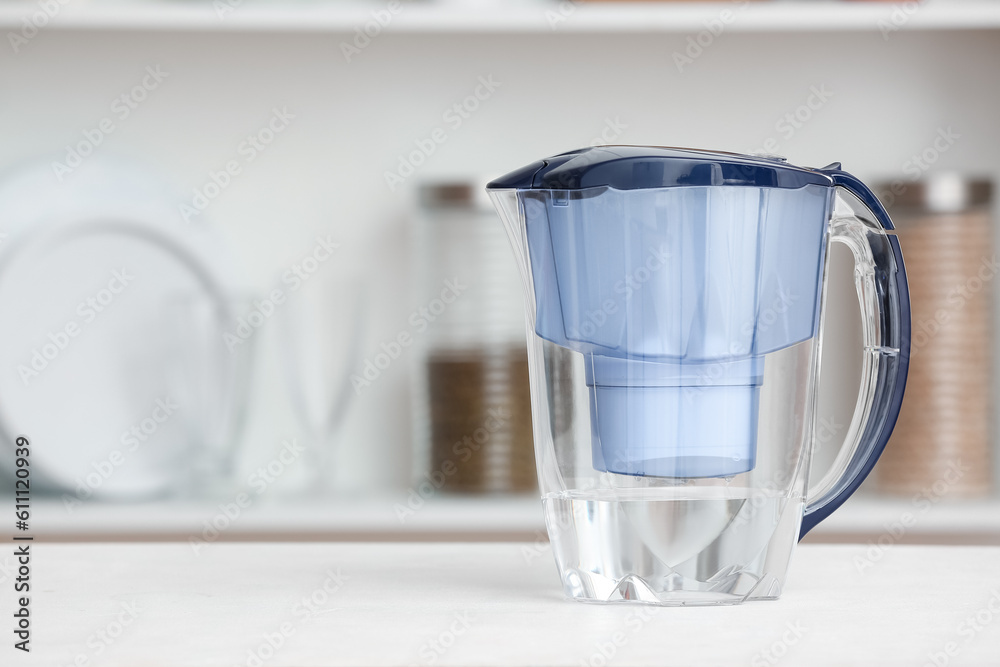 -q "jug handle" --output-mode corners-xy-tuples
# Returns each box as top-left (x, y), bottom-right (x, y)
(799, 167), (911, 538)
